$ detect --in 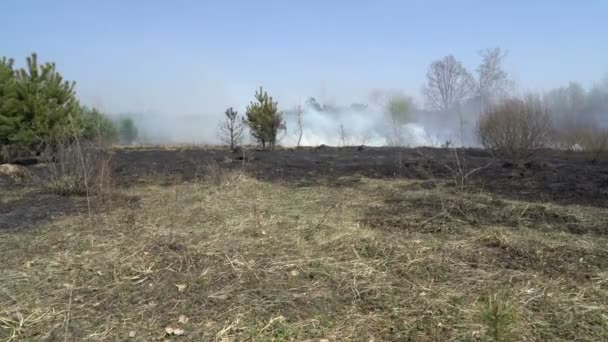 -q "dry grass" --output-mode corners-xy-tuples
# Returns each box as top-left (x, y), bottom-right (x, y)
(1, 169), (608, 341)
(0, 164), (32, 183)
